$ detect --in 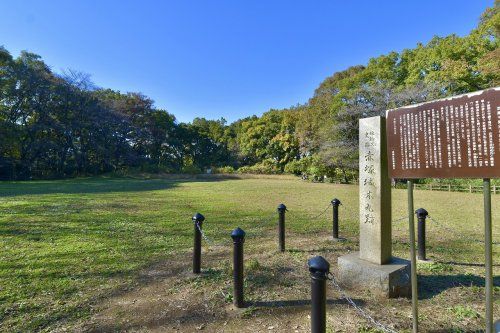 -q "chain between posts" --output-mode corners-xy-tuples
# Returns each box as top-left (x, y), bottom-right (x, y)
(285, 203), (334, 221)
(265, 210), (499, 246)
(193, 202), (342, 249)
(193, 206), (495, 331)
(327, 272), (399, 333)
(195, 221), (226, 248)
(310, 203), (333, 220)
(392, 216), (409, 224)
(427, 216), (499, 245)
(260, 212), (278, 224)
(392, 215), (500, 247)
(194, 212), (277, 248)
(194, 207), (415, 332)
